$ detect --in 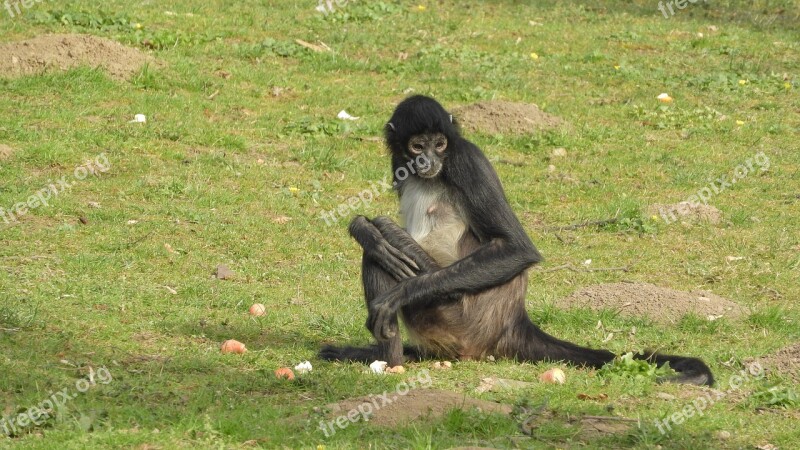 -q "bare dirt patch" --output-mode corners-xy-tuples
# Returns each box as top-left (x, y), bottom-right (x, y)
(560, 282), (747, 324)
(649, 201), (723, 224)
(453, 101), (563, 135)
(322, 388), (511, 428)
(0, 34), (155, 81)
(521, 409), (634, 440)
(0, 144), (15, 160)
(755, 343), (800, 380)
